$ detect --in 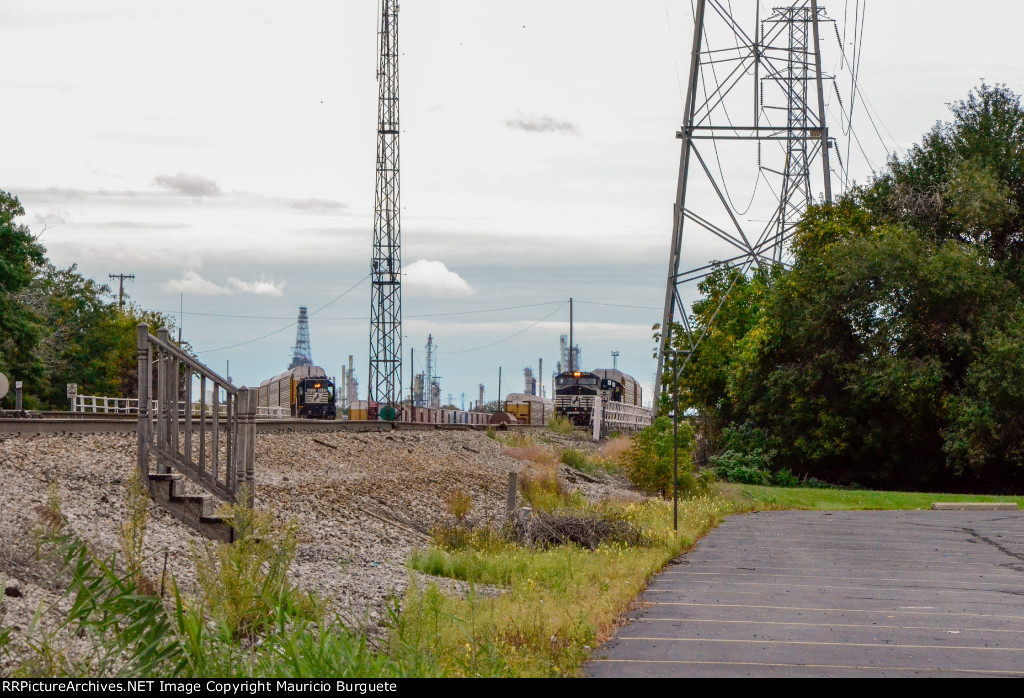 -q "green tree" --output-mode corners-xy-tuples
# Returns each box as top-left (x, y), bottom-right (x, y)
(863, 83), (1024, 275)
(666, 83), (1024, 492)
(729, 211), (1015, 488)
(0, 191), (46, 407)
